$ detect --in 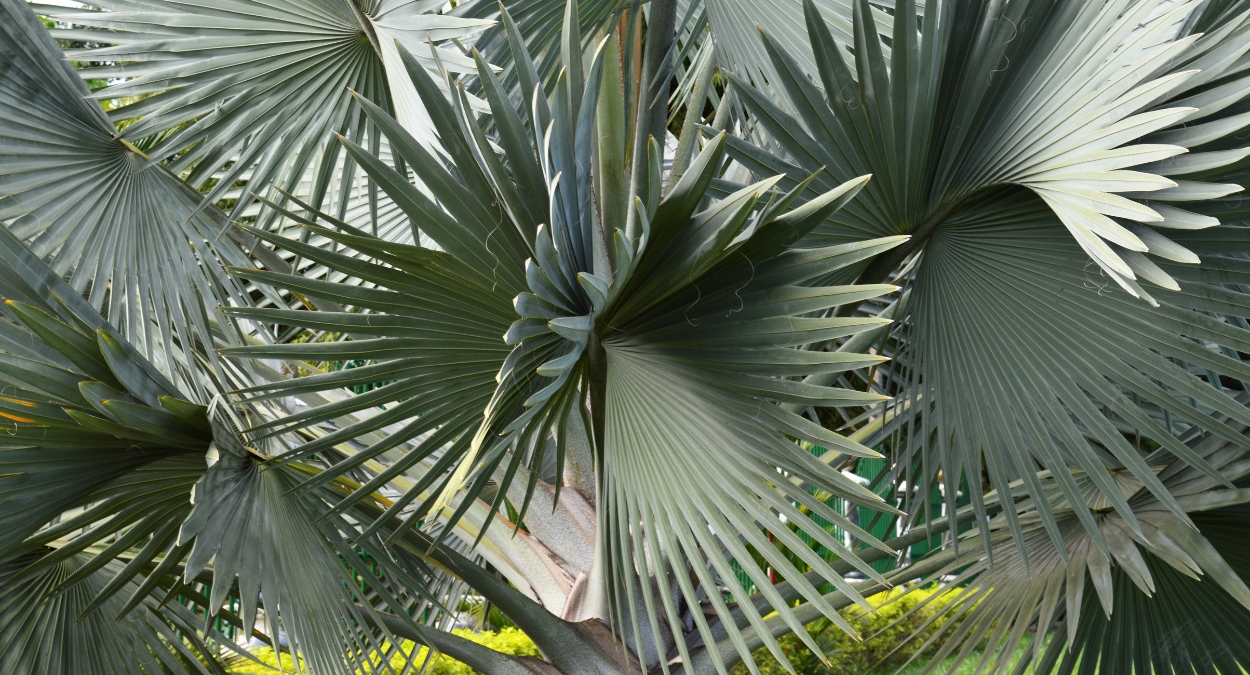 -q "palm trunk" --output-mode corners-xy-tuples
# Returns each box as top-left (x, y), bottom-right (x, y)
(384, 496), (995, 675)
